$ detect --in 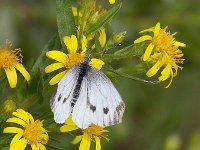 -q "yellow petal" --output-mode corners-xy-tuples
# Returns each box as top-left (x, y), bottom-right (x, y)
(95, 137), (101, 150)
(71, 136), (82, 145)
(12, 109), (30, 123)
(14, 63), (31, 81)
(27, 112), (35, 123)
(71, 35), (78, 53)
(134, 35), (152, 44)
(5, 67), (17, 88)
(6, 117), (26, 127)
(109, 0), (115, 4)
(174, 41), (186, 47)
(10, 133), (23, 146)
(99, 27), (106, 48)
(10, 138), (27, 150)
(158, 64), (171, 81)
(154, 22), (160, 36)
(65, 115), (77, 125)
(60, 125), (79, 133)
(49, 70), (67, 85)
(38, 143), (46, 150)
(139, 27), (154, 33)
(72, 7), (82, 17)
(146, 59), (163, 77)
(90, 58), (105, 70)
(79, 133), (91, 150)
(82, 35), (87, 54)
(164, 69), (174, 88)
(3, 127), (23, 134)
(143, 43), (154, 61)
(45, 63), (65, 73)
(64, 36), (72, 52)
(46, 51), (68, 63)
(31, 143), (38, 150)
(72, 7), (78, 16)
